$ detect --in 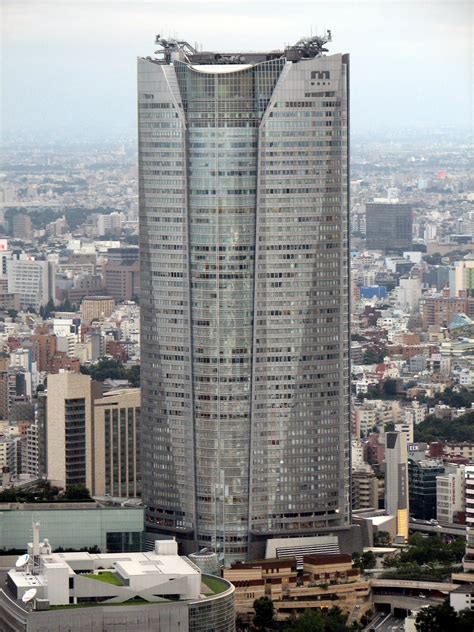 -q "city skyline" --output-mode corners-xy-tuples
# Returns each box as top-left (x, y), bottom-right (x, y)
(2, 0), (472, 138)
